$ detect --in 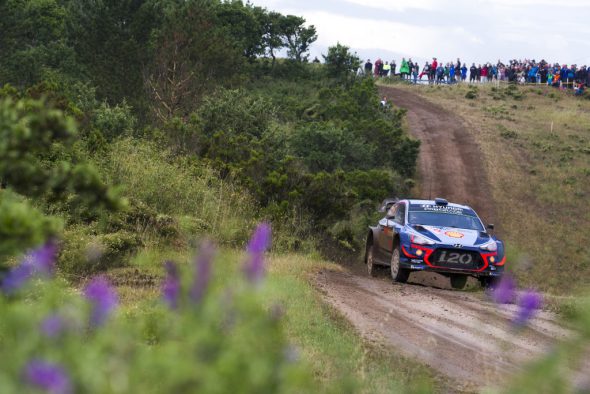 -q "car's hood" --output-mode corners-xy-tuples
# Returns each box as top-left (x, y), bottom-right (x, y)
(417, 225), (485, 247)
